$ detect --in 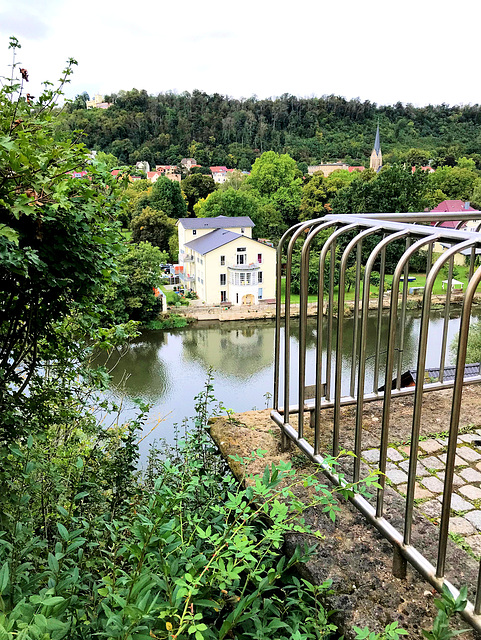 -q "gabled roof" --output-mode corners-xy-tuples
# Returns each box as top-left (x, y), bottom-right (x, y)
(184, 229), (241, 254)
(431, 200), (479, 213)
(178, 215), (254, 230)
